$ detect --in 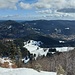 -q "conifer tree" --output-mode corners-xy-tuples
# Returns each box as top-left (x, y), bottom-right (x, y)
(9, 41), (17, 59)
(16, 46), (22, 67)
